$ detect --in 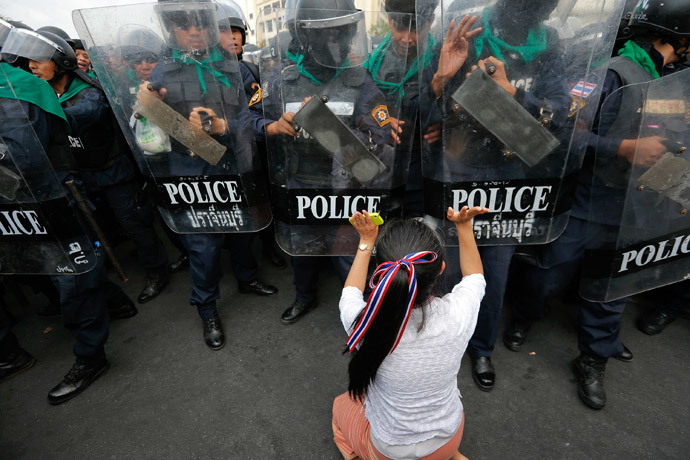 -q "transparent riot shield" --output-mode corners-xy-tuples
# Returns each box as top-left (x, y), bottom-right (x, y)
(580, 71), (690, 302)
(0, 66), (96, 274)
(259, 7), (410, 255)
(418, 0), (625, 246)
(73, 2), (271, 234)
